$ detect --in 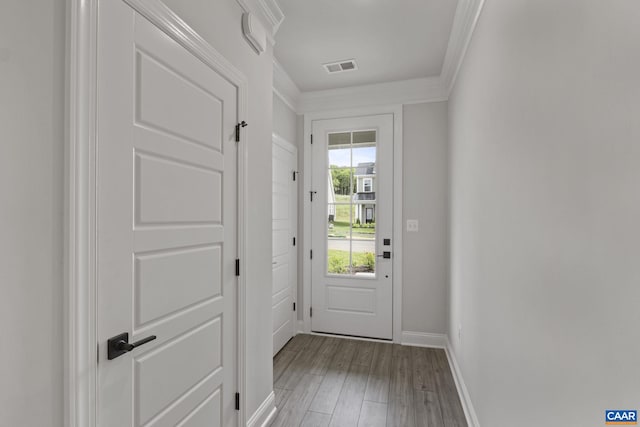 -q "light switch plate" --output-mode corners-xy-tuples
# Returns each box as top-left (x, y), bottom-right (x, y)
(406, 219), (419, 232)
